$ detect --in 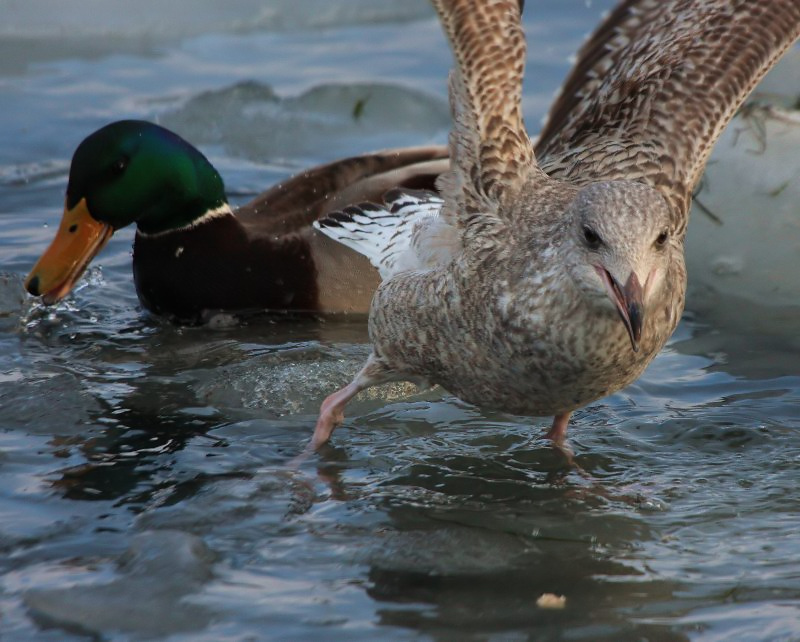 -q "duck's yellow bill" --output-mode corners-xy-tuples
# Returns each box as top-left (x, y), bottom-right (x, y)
(25, 198), (114, 305)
